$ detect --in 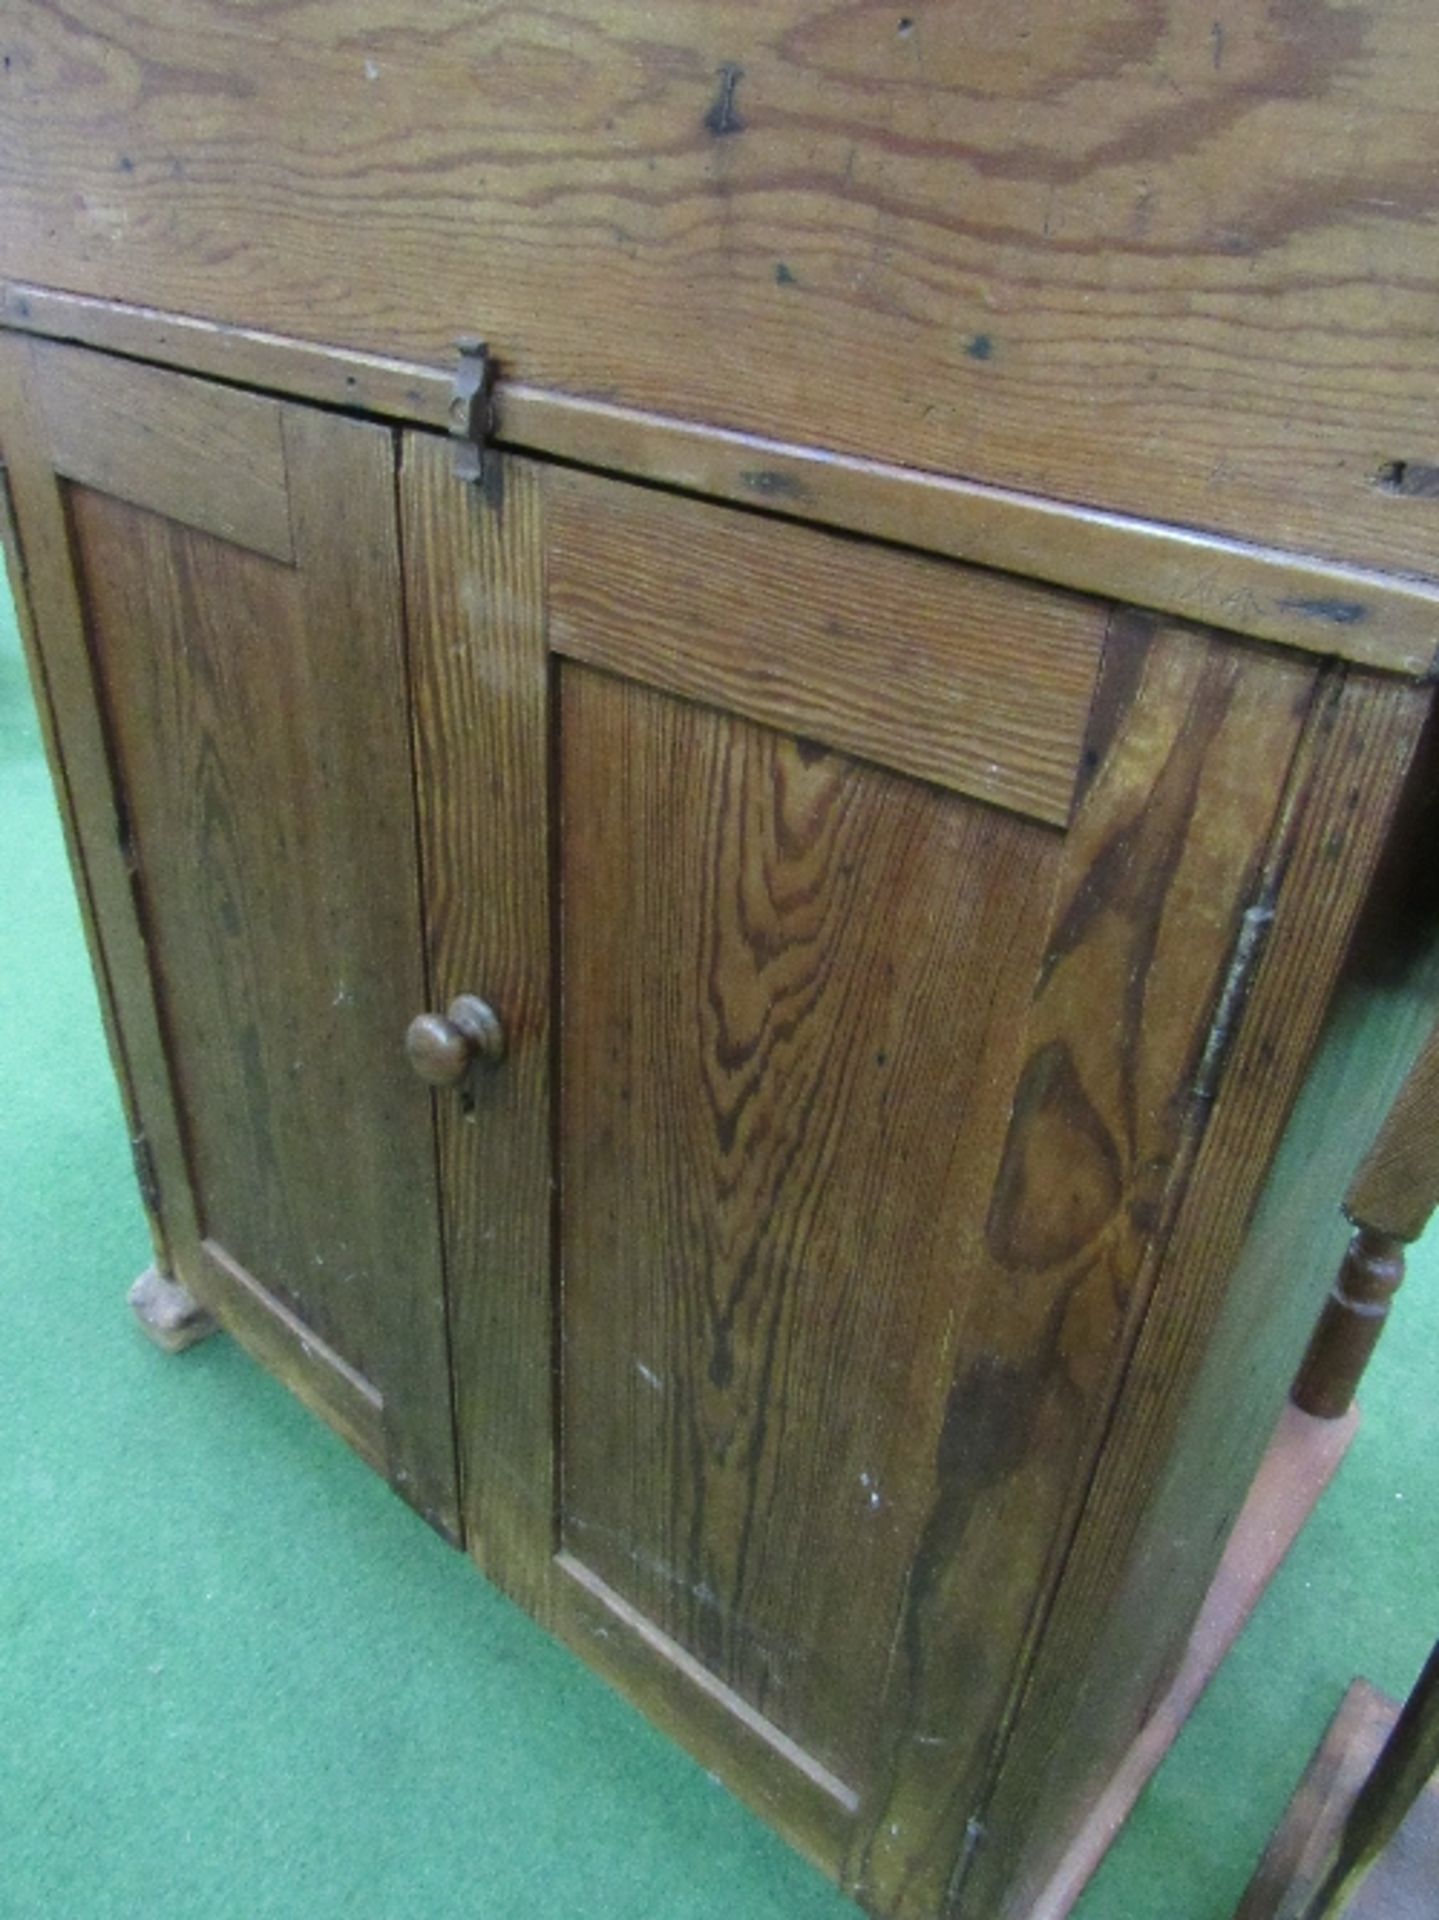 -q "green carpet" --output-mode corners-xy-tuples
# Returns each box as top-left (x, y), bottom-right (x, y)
(1, 576), (1434, 1920)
